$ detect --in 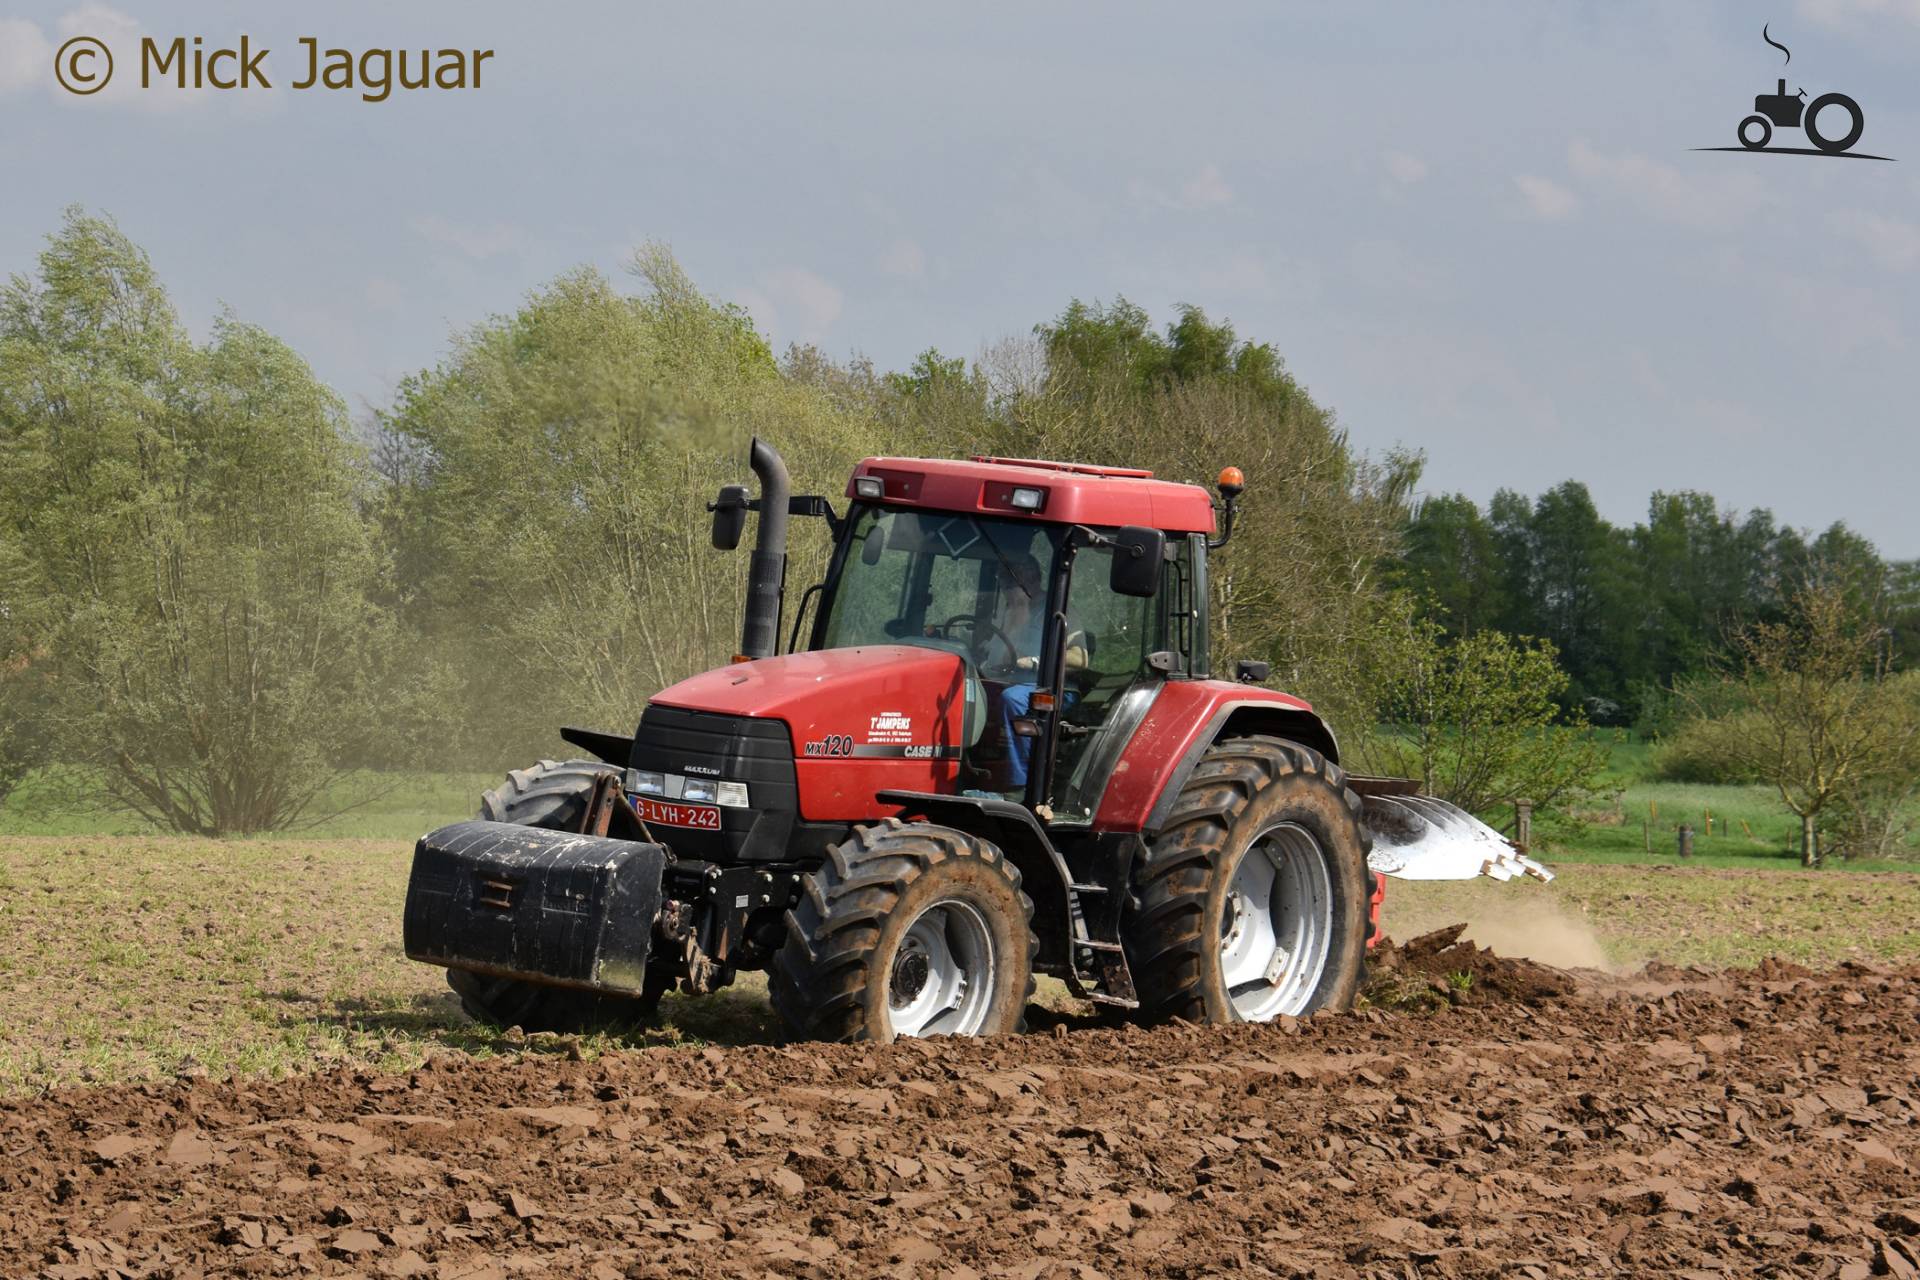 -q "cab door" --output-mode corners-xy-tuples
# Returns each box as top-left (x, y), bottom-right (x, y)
(1048, 535), (1198, 822)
